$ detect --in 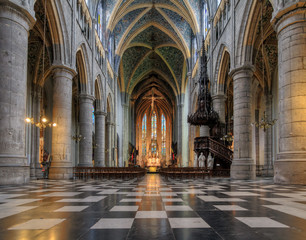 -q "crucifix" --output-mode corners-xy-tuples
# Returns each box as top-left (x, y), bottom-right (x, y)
(144, 88), (163, 112)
